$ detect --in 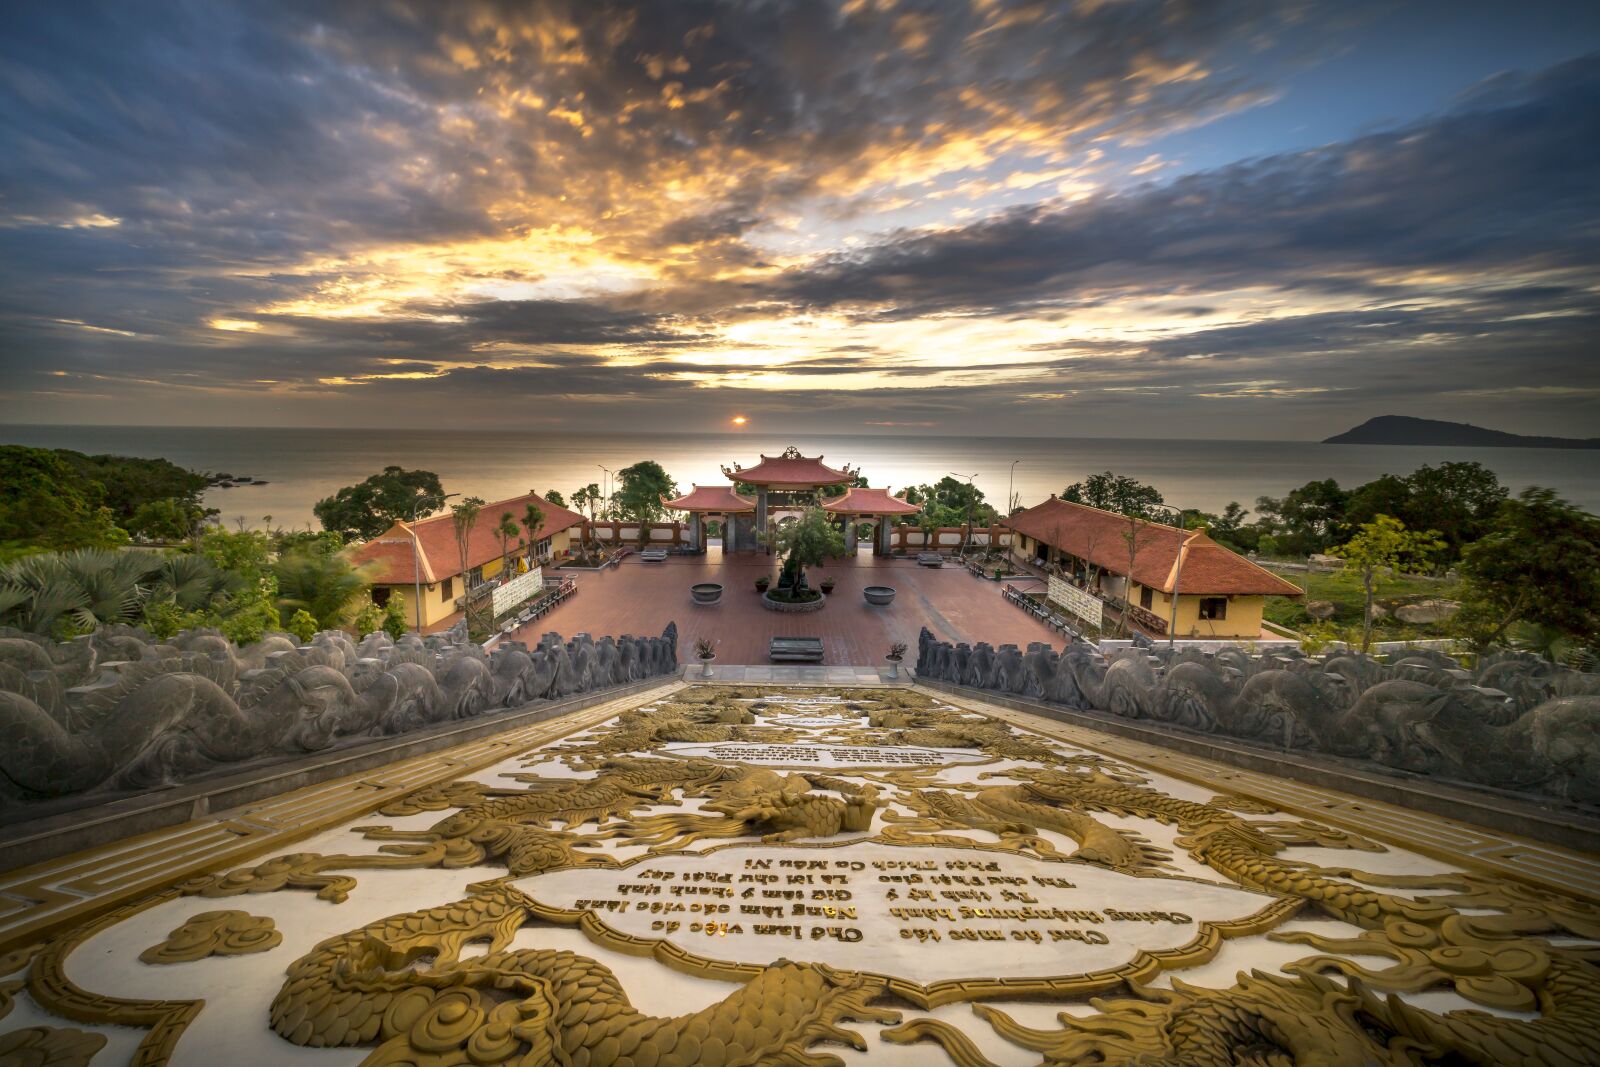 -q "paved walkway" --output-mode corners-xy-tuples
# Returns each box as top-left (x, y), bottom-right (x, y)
(510, 549), (1060, 665)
